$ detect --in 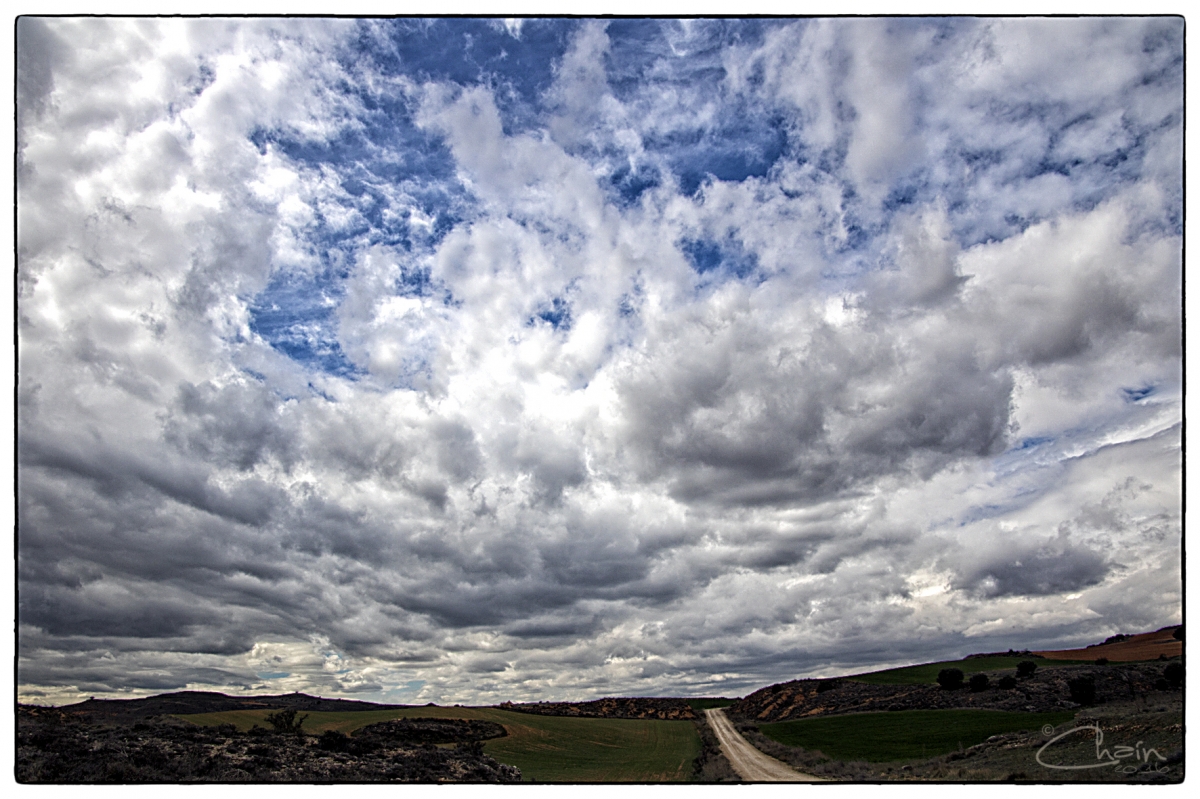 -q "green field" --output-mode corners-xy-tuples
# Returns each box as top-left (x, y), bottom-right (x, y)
(759, 708), (1076, 762)
(179, 706), (700, 782)
(850, 656), (1078, 685)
